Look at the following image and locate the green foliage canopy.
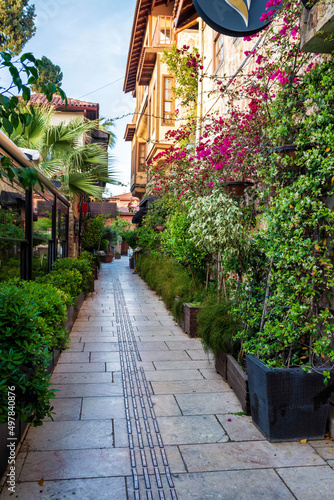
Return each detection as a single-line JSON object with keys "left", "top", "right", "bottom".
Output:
{"left": 31, "top": 55, "right": 63, "bottom": 93}
{"left": 0, "top": 0, "right": 36, "bottom": 54}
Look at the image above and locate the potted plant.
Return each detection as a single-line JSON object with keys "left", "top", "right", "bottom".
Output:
{"left": 246, "top": 354, "right": 333, "bottom": 442}
{"left": 115, "top": 251, "right": 121, "bottom": 260}
{"left": 105, "top": 253, "right": 114, "bottom": 263}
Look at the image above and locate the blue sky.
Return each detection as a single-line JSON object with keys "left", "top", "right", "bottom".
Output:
{"left": 24, "top": 0, "right": 136, "bottom": 194}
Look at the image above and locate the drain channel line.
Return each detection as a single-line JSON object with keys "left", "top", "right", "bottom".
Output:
{"left": 114, "top": 278, "right": 178, "bottom": 500}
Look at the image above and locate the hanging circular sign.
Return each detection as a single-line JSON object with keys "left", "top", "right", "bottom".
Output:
{"left": 192, "top": 0, "right": 281, "bottom": 37}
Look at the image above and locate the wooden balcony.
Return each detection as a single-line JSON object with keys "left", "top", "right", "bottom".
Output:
{"left": 152, "top": 16, "right": 174, "bottom": 47}
{"left": 137, "top": 16, "right": 175, "bottom": 86}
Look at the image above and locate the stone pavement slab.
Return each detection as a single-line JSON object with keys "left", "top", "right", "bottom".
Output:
{"left": 21, "top": 420, "right": 114, "bottom": 451}
{"left": 144, "top": 369, "right": 204, "bottom": 382}
{"left": 81, "top": 396, "right": 125, "bottom": 420}
{"left": 151, "top": 379, "right": 232, "bottom": 394}
{"left": 171, "top": 470, "right": 295, "bottom": 499}
{"left": 44, "top": 398, "right": 82, "bottom": 422}
{"left": 217, "top": 414, "right": 265, "bottom": 441}
{"left": 52, "top": 382, "right": 122, "bottom": 398}
{"left": 51, "top": 372, "right": 113, "bottom": 384}
{"left": 175, "top": 392, "right": 241, "bottom": 415}
{"left": 276, "top": 466, "right": 334, "bottom": 500}
{"left": 153, "top": 360, "right": 214, "bottom": 370}
{"left": 52, "top": 362, "right": 106, "bottom": 373}
{"left": 151, "top": 394, "right": 182, "bottom": 416}
{"left": 179, "top": 441, "right": 326, "bottom": 472}
{"left": 19, "top": 448, "right": 130, "bottom": 481}
{"left": 0, "top": 477, "right": 127, "bottom": 500}
{"left": 157, "top": 415, "right": 228, "bottom": 445}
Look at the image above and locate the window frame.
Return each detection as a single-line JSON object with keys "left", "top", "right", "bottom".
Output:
{"left": 162, "top": 75, "right": 175, "bottom": 126}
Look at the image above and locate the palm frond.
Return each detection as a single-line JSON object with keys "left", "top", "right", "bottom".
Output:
{"left": 39, "top": 158, "right": 63, "bottom": 177}
{"left": 67, "top": 172, "right": 105, "bottom": 198}
{"left": 66, "top": 143, "right": 108, "bottom": 171}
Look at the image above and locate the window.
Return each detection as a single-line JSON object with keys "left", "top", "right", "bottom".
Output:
{"left": 138, "top": 142, "right": 146, "bottom": 172}
{"left": 152, "top": 85, "right": 156, "bottom": 135}
{"left": 215, "top": 34, "right": 224, "bottom": 71}
{"left": 163, "top": 76, "right": 174, "bottom": 125}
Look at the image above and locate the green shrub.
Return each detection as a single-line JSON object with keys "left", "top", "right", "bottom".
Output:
{"left": 20, "top": 281, "right": 68, "bottom": 350}
{"left": 39, "top": 268, "right": 82, "bottom": 305}
{"left": 0, "top": 282, "right": 55, "bottom": 425}
{"left": 198, "top": 293, "right": 241, "bottom": 357}
{"left": 137, "top": 254, "right": 200, "bottom": 323}
{"left": 53, "top": 257, "right": 93, "bottom": 294}
{"left": 0, "top": 264, "right": 20, "bottom": 282}
{"left": 80, "top": 250, "right": 100, "bottom": 269}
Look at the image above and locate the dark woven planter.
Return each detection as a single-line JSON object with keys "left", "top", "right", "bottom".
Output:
{"left": 183, "top": 303, "right": 201, "bottom": 337}
{"left": 115, "top": 253, "right": 121, "bottom": 260}
{"left": 215, "top": 352, "right": 227, "bottom": 382}
{"left": 246, "top": 354, "right": 334, "bottom": 442}
{"left": 227, "top": 354, "right": 250, "bottom": 414}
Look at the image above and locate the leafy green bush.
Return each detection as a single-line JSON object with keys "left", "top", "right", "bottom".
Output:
{"left": 0, "top": 283, "right": 55, "bottom": 425}
{"left": 39, "top": 268, "right": 82, "bottom": 306}
{"left": 198, "top": 293, "right": 242, "bottom": 357}
{"left": 53, "top": 257, "right": 93, "bottom": 294}
{"left": 0, "top": 264, "right": 20, "bottom": 282}
{"left": 20, "top": 281, "right": 68, "bottom": 350}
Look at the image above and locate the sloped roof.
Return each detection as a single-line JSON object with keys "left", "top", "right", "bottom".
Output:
{"left": 124, "top": 0, "right": 167, "bottom": 93}
{"left": 28, "top": 93, "right": 99, "bottom": 110}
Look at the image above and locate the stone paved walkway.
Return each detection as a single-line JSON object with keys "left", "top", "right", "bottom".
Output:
{"left": 2, "top": 259, "right": 334, "bottom": 499}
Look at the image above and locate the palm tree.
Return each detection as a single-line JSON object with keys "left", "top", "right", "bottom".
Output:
{"left": 10, "top": 104, "right": 118, "bottom": 199}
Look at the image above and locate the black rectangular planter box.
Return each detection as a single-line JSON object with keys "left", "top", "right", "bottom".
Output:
{"left": 183, "top": 304, "right": 201, "bottom": 337}
{"left": 246, "top": 354, "right": 334, "bottom": 442}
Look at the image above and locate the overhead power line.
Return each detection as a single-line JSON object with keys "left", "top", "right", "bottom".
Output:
{"left": 79, "top": 77, "right": 124, "bottom": 99}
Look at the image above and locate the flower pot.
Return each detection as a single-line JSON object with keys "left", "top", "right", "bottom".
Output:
{"left": 183, "top": 303, "right": 201, "bottom": 337}
{"left": 115, "top": 253, "right": 121, "bottom": 260}
{"left": 129, "top": 256, "right": 135, "bottom": 269}
{"left": 224, "top": 181, "right": 253, "bottom": 196}
{"left": 246, "top": 354, "right": 334, "bottom": 442}
{"left": 227, "top": 354, "right": 250, "bottom": 414}
{"left": 105, "top": 253, "right": 114, "bottom": 263}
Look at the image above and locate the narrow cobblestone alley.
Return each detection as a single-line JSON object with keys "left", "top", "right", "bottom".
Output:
{"left": 2, "top": 259, "right": 334, "bottom": 499}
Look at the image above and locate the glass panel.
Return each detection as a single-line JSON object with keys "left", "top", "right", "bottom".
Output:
{"left": 165, "top": 101, "right": 171, "bottom": 112}
{"left": 57, "top": 198, "right": 68, "bottom": 258}
{"left": 32, "top": 189, "right": 52, "bottom": 279}
{"left": 0, "top": 178, "right": 26, "bottom": 282}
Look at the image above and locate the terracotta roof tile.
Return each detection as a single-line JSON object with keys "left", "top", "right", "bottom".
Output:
{"left": 28, "top": 93, "right": 99, "bottom": 109}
